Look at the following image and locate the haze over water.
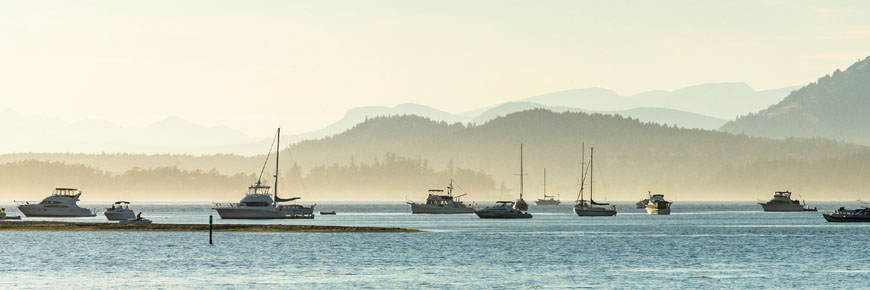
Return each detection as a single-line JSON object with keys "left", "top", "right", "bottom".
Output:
{"left": 2, "top": 202, "right": 868, "bottom": 289}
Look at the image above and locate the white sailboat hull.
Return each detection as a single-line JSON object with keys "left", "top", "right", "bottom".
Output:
{"left": 573, "top": 206, "right": 617, "bottom": 216}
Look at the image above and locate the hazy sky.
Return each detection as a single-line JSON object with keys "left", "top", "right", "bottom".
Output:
{"left": 2, "top": 0, "right": 869, "bottom": 137}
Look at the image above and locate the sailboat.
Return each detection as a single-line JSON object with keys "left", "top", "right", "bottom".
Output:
{"left": 213, "top": 128, "right": 315, "bottom": 219}
{"left": 535, "top": 168, "right": 560, "bottom": 205}
{"left": 514, "top": 144, "right": 529, "bottom": 211}
{"left": 573, "top": 145, "right": 617, "bottom": 216}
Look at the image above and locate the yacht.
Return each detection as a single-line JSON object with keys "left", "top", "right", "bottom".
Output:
{"left": 0, "top": 208, "right": 21, "bottom": 220}
{"left": 823, "top": 207, "right": 870, "bottom": 222}
{"left": 104, "top": 201, "right": 136, "bottom": 221}
{"left": 16, "top": 188, "right": 96, "bottom": 217}
{"left": 474, "top": 201, "right": 532, "bottom": 219}
{"left": 635, "top": 198, "right": 649, "bottom": 209}
{"left": 645, "top": 192, "right": 672, "bottom": 215}
{"left": 758, "top": 191, "right": 817, "bottom": 212}
{"left": 573, "top": 145, "right": 617, "bottom": 217}
{"left": 214, "top": 128, "right": 315, "bottom": 219}
{"left": 407, "top": 179, "right": 474, "bottom": 214}
{"left": 513, "top": 144, "right": 529, "bottom": 211}
{"left": 535, "top": 168, "right": 560, "bottom": 205}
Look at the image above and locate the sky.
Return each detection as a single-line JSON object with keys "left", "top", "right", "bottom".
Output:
{"left": 1, "top": 0, "right": 869, "bottom": 137}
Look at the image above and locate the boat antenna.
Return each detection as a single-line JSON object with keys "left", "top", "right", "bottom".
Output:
{"left": 257, "top": 129, "right": 279, "bottom": 185}
{"left": 274, "top": 127, "right": 280, "bottom": 202}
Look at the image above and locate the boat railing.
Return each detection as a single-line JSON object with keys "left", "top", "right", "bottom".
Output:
{"left": 213, "top": 202, "right": 241, "bottom": 208}
{"left": 13, "top": 200, "right": 39, "bottom": 205}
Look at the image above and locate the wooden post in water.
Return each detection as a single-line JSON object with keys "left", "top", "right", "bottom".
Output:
{"left": 209, "top": 215, "right": 213, "bottom": 245}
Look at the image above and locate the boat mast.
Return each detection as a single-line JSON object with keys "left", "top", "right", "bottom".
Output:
{"left": 274, "top": 127, "right": 280, "bottom": 202}
{"left": 589, "top": 147, "right": 594, "bottom": 202}
{"left": 543, "top": 168, "right": 546, "bottom": 198}
{"left": 519, "top": 144, "right": 525, "bottom": 200}
{"left": 577, "top": 142, "right": 586, "bottom": 202}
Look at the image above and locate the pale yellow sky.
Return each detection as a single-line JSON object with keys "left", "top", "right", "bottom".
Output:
{"left": 1, "top": 0, "right": 868, "bottom": 137}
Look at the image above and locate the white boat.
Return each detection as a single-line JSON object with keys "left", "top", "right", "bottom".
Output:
{"left": 0, "top": 208, "right": 21, "bottom": 220}
{"left": 758, "top": 191, "right": 817, "bottom": 212}
{"left": 535, "top": 168, "right": 561, "bottom": 205}
{"left": 119, "top": 213, "right": 152, "bottom": 225}
{"left": 16, "top": 188, "right": 96, "bottom": 217}
{"left": 645, "top": 192, "right": 672, "bottom": 215}
{"left": 514, "top": 144, "right": 529, "bottom": 211}
{"left": 407, "top": 179, "right": 474, "bottom": 214}
{"left": 104, "top": 201, "right": 136, "bottom": 221}
{"left": 214, "top": 128, "right": 315, "bottom": 219}
{"left": 474, "top": 201, "right": 532, "bottom": 219}
{"left": 573, "top": 145, "right": 617, "bottom": 217}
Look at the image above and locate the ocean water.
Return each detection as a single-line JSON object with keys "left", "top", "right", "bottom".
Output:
{"left": 1, "top": 201, "right": 868, "bottom": 289}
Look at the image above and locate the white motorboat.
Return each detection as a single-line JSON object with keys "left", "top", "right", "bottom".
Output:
{"left": 16, "top": 188, "right": 96, "bottom": 217}
{"left": 535, "top": 168, "right": 561, "bottom": 205}
{"left": 474, "top": 201, "right": 532, "bottom": 219}
{"left": 758, "top": 191, "right": 817, "bottom": 212}
{"left": 573, "top": 145, "right": 617, "bottom": 217}
{"left": 407, "top": 179, "right": 474, "bottom": 214}
{"left": 645, "top": 192, "right": 672, "bottom": 215}
{"left": 104, "top": 201, "right": 136, "bottom": 221}
{"left": 214, "top": 128, "right": 315, "bottom": 219}
{"left": 0, "top": 208, "right": 21, "bottom": 220}
{"left": 119, "top": 212, "right": 152, "bottom": 225}
{"left": 514, "top": 144, "right": 529, "bottom": 211}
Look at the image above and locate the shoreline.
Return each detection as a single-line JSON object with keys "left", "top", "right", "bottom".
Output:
{"left": 0, "top": 221, "right": 421, "bottom": 233}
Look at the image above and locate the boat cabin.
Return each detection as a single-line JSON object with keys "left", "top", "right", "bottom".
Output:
{"left": 51, "top": 188, "right": 81, "bottom": 197}
{"left": 773, "top": 191, "right": 792, "bottom": 199}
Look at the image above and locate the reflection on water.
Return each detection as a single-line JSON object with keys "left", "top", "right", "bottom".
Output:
{"left": 1, "top": 202, "right": 868, "bottom": 288}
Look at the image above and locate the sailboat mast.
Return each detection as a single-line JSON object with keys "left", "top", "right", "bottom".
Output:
{"left": 543, "top": 168, "right": 546, "bottom": 197}
{"left": 578, "top": 142, "right": 586, "bottom": 202}
{"left": 589, "top": 147, "right": 594, "bottom": 202}
{"left": 519, "top": 144, "right": 524, "bottom": 200}
{"left": 274, "top": 128, "right": 280, "bottom": 202}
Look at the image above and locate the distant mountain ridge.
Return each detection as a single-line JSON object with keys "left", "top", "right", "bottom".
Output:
{"left": 721, "top": 56, "right": 870, "bottom": 144}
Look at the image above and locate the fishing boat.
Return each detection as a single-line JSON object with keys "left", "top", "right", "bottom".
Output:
{"left": 514, "top": 144, "right": 529, "bottom": 211}
{"left": 104, "top": 201, "right": 136, "bottom": 221}
{"left": 758, "top": 191, "right": 816, "bottom": 212}
{"left": 573, "top": 145, "right": 617, "bottom": 217}
{"left": 823, "top": 207, "right": 870, "bottom": 222}
{"left": 16, "top": 188, "right": 96, "bottom": 217}
{"left": 474, "top": 201, "right": 532, "bottom": 219}
{"left": 535, "top": 168, "right": 560, "bottom": 205}
{"left": 0, "top": 208, "right": 21, "bottom": 220}
{"left": 214, "top": 128, "right": 315, "bottom": 219}
{"left": 635, "top": 198, "right": 649, "bottom": 209}
{"left": 407, "top": 179, "right": 474, "bottom": 214}
{"left": 645, "top": 192, "right": 672, "bottom": 215}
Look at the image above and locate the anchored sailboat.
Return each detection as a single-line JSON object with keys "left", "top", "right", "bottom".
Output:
{"left": 573, "top": 144, "right": 617, "bottom": 216}
{"left": 213, "top": 128, "right": 315, "bottom": 219}
{"left": 535, "top": 168, "right": 560, "bottom": 205}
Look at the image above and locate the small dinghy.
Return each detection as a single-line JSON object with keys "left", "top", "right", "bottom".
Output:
{"left": 0, "top": 208, "right": 21, "bottom": 220}
{"left": 119, "top": 212, "right": 152, "bottom": 225}
{"left": 320, "top": 211, "right": 336, "bottom": 215}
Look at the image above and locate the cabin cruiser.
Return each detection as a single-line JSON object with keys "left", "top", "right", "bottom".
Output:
{"left": 514, "top": 144, "right": 529, "bottom": 211}
{"left": 535, "top": 168, "right": 561, "bottom": 205}
{"left": 407, "top": 180, "right": 474, "bottom": 214}
{"left": 823, "top": 207, "right": 870, "bottom": 222}
{"left": 574, "top": 146, "right": 617, "bottom": 217}
{"left": 214, "top": 128, "right": 315, "bottom": 219}
{"left": 119, "top": 212, "right": 152, "bottom": 225}
{"left": 474, "top": 201, "right": 532, "bottom": 219}
{"left": 645, "top": 192, "right": 672, "bottom": 215}
{"left": 758, "top": 191, "right": 817, "bottom": 212}
{"left": 0, "top": 208, "right": 21, "bottom": 220}
{"left": 16, "top": 188, "right": 96, "bottom": 217}
{"left": 104, "top": 201, "right": 136, "bottom": 221}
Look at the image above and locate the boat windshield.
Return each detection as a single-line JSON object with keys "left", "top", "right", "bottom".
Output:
{"left": 774, "top": 191, "right": 792, "bottom": 198}
{"left": 52, "top": 188, "right": 80, "bottom": 196}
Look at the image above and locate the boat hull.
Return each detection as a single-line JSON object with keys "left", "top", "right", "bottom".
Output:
{"left": 646, "top": 207, "right": 671, "bottom": 215}
{"left": 409, "top": 204, "right": 474, "bottom": 214}
{"left": 474, "top": 211, "right": 532, "bottom": 219}
{"left": 574, "top": 207, "right": 617, "bottom": 216}
{"left": 823, "top": 214, "right": 870, "bottom": 222}
{"left": 18, "top": 206, "right": 95, "bottom": 217}
{"left": 215, "top": 207, "right": 314, "bottom": 219}
{"left": 535, "top": 199, "right": 561, "bottom": 205}
{"left": 104, "top": 210, "right": 135, "bottom": 221}
{"left": 759, "top": 203, "right": 815, "bottom": 212}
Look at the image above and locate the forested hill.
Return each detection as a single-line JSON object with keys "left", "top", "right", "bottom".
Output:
{"left": 721, "top": 56, "right": 870, "bottom": 144}
{"left": 287, "top": 109, "right": 865, "bottom": 200}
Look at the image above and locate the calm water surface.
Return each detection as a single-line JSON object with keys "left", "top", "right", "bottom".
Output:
{"left": 1, "top": 201, "right": 868, "bottom": 289}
